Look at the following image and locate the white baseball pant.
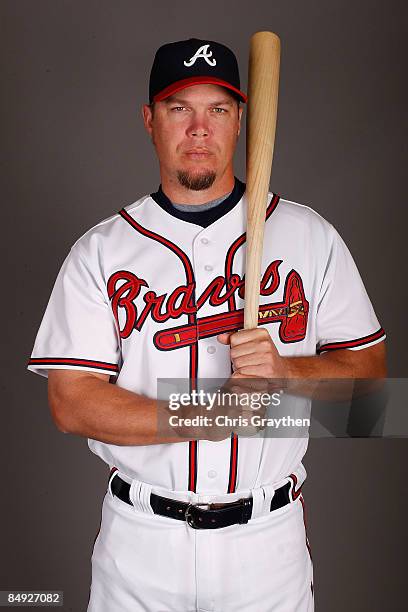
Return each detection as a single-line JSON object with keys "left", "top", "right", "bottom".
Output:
{"left": 87, "top": 476, "right": 314, "bottom": 611}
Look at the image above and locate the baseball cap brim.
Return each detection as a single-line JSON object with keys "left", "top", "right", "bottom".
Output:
{"left": 153, "top": 76, "right": 247, "bottom": 103}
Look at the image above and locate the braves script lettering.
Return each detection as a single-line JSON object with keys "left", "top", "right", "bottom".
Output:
{"left": 107, "top": 260, "right": 308, "bottom": 344}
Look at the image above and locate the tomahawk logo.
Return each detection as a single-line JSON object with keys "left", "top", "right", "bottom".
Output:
{"left": 184, "top": 44, "right": 217, "bottom": 67}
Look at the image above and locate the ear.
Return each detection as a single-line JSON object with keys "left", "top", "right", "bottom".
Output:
{"left": 142, "top": 104, "right": 154, "bottom": 136}
{"left": 237, "top": 105, "right": 243, "bottom": 137}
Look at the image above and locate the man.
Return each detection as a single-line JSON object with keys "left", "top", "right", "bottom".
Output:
{"left": 28, "top": 38, "right": 386, "bottom": 611}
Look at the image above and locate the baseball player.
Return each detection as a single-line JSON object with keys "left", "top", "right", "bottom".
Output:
{"left": 27, "top": 38, "right": 386, "bottom": 611}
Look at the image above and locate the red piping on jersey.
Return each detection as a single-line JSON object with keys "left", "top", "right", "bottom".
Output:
{"left": 224, "top": 194, "right": 280, "bottom": 312}
{"left": 119, "top": 209, "right": 195, "bottom": 284}
{"left": 288, "top": 473, "right": 303, "bottom": 501}
{"left": 317, "top": 327, "right": 385, "bottom": 354}
{"left": 224, "top": 193, "right": 280, "bottom": 493}
{"left": 225, "top": 234, "right": 246, "bottom": 313}
{"left": 227, "top": 433, "right": 239, "bottom": 493}
{"left": 119, "top": 208, "right": 199, "bottom": 492}
{"left": 28, "top": 357, "right": 119, "bottom": 373}
{"left": 189, "top": 441, "right": 198, "bottom": 492}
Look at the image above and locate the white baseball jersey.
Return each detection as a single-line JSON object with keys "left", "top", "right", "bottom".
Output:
{"left": 27, "top": 178, "right": 385, "bottom": 496}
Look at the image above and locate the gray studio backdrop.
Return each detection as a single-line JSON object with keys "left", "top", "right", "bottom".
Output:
{"left": 1, "top": 1, "right": 407, "bottom": 610}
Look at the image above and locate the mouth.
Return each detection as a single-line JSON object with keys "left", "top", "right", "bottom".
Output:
{"left": 183, "top": 148, "right": 213, "bottom": 160}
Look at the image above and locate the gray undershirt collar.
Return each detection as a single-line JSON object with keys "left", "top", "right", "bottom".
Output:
{"left": 170, "top": 191, "right": 232, "bottom": 212}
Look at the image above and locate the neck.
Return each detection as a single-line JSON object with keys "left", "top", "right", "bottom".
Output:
{"left": 159, "top": 167, "right": 236, "bottom": 205}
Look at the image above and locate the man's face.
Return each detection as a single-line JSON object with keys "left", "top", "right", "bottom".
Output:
{"left": 142, "top": 84, "right": 243, "bottom": 190}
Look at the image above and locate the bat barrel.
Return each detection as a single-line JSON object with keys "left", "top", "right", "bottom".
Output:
{"left": 244, "top": 31, "right": 281, "bottom": 329}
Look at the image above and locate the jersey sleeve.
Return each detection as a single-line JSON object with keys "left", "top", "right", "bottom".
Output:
{"left": 27, "top": 243, "right": 121, "bottom": 377}
{"left": 316, "top": 224, "right": 386, "bottom": 353}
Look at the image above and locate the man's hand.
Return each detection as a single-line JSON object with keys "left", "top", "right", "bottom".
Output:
{"left": 169, "top": 375, "right": 268, "bottom": 442}
{"left": 217, "top": 328, "right": 288, "bottom": 379}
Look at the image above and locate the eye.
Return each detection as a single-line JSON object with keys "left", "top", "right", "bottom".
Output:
{"left": 171, "top": 106, "right": 187, "bottom": 112}
{"left": 212, "top": 107, "right": 228, "bottom": 113}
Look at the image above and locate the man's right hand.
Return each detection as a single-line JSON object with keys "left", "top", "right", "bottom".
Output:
{"left": 165, "top": 374, "right": 270, "bottom": 442}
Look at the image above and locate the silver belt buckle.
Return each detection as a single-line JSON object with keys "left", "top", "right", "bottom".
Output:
{"left": 185, "top": 502, "right": 212, "bottom": 529}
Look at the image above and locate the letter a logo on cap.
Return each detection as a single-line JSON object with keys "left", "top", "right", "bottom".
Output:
{"left": 183, "top": 44, "right": 217, "bottom": 67}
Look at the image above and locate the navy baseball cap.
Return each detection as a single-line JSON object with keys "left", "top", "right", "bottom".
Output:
{"left": 149, "top": 38, "right": 247, "bottom": 104}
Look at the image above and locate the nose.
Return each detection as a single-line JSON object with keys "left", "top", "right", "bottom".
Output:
{"left": 186, "top": 111, "right": 210, "bottom": 138}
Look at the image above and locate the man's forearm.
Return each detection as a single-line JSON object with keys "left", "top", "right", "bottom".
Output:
{"left": 284, "top": 351, "right": 356, "bottom": 378}
{"left": 284, "top": 343, "right": 386, "bottom": 379}
{"left": 279, "top": 344, "right": 387, "bottom": 401}
{"left": 49, "top": 372, "right": 189, "bottom": 446}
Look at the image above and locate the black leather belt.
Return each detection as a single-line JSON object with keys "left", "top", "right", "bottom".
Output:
{"left": 110, "top": 473, "right": 294, "bottom": 530}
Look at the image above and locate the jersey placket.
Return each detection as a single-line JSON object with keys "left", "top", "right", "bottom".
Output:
{"left": 191, "top": 220, "right": 240, "bottom": 495}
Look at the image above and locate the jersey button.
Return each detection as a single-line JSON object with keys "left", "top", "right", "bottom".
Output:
{"left": 204, "top": 264, "right": 213, "bottom": 271}
{"left": 207, "top": 470, "right": 217, "bottom": 479}
{"left": 200, "top": 237, "right": 209, "bottom": 245}
{"left": 207, "top": 345, "right": 216, "bottom": 354}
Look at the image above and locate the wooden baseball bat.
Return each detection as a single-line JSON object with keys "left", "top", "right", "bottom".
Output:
{"left": 244, "top": 31, "right": 281, "bottom": 329}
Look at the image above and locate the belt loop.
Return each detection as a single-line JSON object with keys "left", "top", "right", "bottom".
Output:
{"left": 250, "top": 484, "right": 275, "bottom": 520}
{"left": 250, "top": 487, "right": 266, "bottom": 520}
{"left": 140, "top": 482, "right": 154, "bottom": 515}
{"left": 262, "top": 484, "right": 275, "bottom": 512}
{"left": 107, "top": 467, "right": 118, "bottom": 499}
{"left": 129, "top": 479, "right": 154, "bottom": 514}
{"left": 129, "top": 480, "right": 142, "bottom": 511}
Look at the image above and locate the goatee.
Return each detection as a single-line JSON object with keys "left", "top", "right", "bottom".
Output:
{"left": 177, "top": 170, "right": 216, "bottom": 191}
